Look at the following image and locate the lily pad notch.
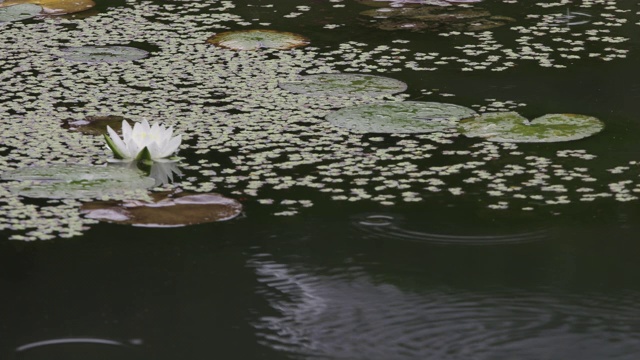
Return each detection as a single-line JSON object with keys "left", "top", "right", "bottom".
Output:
{"left": 458, "top": 112, "right": 605, "bottom": 142}
{"left": 0, "top": 3, "right": 42, "bottom": 23}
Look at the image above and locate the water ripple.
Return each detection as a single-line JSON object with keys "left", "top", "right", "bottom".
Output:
{"left": 14, "top": 337, "right": 142, "bottom": 360}
{"left": 251, "top": 259, "right": 640, "bottom": 360}
{"left": 353, "top": 213, "right": 550, "bottom": 245}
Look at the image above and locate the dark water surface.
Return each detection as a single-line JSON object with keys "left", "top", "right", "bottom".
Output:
{"left": 3, "top": 0, "right": 640, "bottom": 359}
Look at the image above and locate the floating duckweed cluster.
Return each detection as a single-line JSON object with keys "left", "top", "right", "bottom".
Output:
{"left": 0, "top": 0, "right": 637, "bottom": 240}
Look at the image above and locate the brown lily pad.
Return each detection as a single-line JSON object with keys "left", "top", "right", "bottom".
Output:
{"left": 81, "top": 192, "right": 243, "bottom": 227}
{"left": 207, "top": 29, "right": 310, "bottom": 51}
{"left": 0, "top": 0, "right": 95, "bottom": 15}
{"left": 62, "top": 115, "right": 125, "bottom": 135}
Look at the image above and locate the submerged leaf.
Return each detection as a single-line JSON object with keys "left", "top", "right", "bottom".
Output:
{"left": 58, "top": 46, "right": 149, "bottom": 63}
{"left": 0, "top": 3, "right": 42, "bottom": 23}
{"left": 61, "top": 115, "right": 125, "bottom": 136}
{"left": 1, "top": 164, "right": 155, "bottom": 199}
{"left": 326, "top": 101, "right": 477, "bottom": 133}
{"left": 360, "top": 5, "right": 514, "bottom": 32}
{"left": 207, "top": 29, "right": 309, "bottom": 50}
{"left": 81, "top": 192, "right": 243, "bottom": 227}
{"left": 279, "top": 73, "right": 407, "bottom": 96}
{"left": 0, "top": 0, "right": 94, "bottom": 15}
{"left": 458, "top": 112, "right": 605, "bottom": 143}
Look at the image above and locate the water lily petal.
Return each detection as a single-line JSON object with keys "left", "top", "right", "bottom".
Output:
{"left": 159, "top": 135, "right": 182, "bottom": 158}
{"left": 121, "top": 120, "right": 133, "bottom": 142}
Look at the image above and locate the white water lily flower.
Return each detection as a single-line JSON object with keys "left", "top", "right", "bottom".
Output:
{"left": 104, "top": 120, "right": 182, "bottom": 162}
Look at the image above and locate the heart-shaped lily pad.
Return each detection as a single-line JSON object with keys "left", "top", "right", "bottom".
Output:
{"left": 458, "top": 112, "right": 605, "bottom": 143}
{"left": 0, "top": 3, "right": 42, "bottom": 23}
{"left": 81, "top": 192, "right": 243, "bottom": 227}
{"left": 1, "top": 164, "right": 155, "bottom": 199}
{"left": 0, "top": 0, "right": 94, "bottom": 15}
{"left": 325, "top": 101, "right": 477, "bottom": 133}
{"left": 279, "top": 73, "right": 407, "bottom": 97}
{"left": 58, "top": 46, "right": 149, "bottom": 63}
{"left": 207, "top": 29, "right": 310, "bottom": 50}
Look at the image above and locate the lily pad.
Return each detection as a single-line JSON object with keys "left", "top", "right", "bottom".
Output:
{"left": 360, "top": 6, "right": 514, "bottom": 32}
{"left": 206, "top": 29, "right": 310, "bottom": 51}
{"left": 0, "top": 3, "right": 42, "bottom": 23}
{"left": 0, "top": 0, "right": 94, "bottom": 15}
{"left": 458, "top": 112, "right": 605, "bottom": 143}
{"left": 58, "top": 46, "right": 149, "bottom": 63}
{"left": 61, "top": 115, "right": 125, "bottom": 135}
{"left": 1, "top": 164, "right": 155, "bottom": 199}
{"left": 279, "top": 73, "right": 407, "bottom": 97}
{"left": 81, "top": 192, "right": 243, "bottom": 227}
{"left": 325, "top": 101, "right": 477, "bottom": 133}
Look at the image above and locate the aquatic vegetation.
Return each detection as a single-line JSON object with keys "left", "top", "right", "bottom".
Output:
{"left": 62, "top": 115, "right": 125, "bottom": 136}
{"left": 0, "top": 0, "right": 94, "bottom": 15}
{"left": 207, "top": 29, "right": 310, "bottom": 50}
{"left": 279, "top": 73, "right": 407, "bottom": 96}
{"left": 0, "top": 0, "right": 637, "bottom": 241}
{"left": 360, "top": 6, "right": 515, "bottom": 32}
{"left": 0, "top": 164, "right": 154, "bottom": 199}
{"left": 0, "top": 3, "right": 42, "bottom": 23}
{"left": 458, "top": 112, "right": 605, "bottom": 143}
{"left": 58, "top": 46, "right": 149, "bottom": 63}
{"left": 81, "top": 192, "right": 242, "bottom": 227}
{"left": 326, "top": 101, "right": 477, "bottom": 133}
{"left": 104, "top": 120, "right": 182, "bottom": 162}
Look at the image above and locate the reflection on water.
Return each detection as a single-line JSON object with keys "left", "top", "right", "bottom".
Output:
{"left": 353, "top": 213, "right": 550, "bottom": 245}
{"left": 251, "top": 257, "right": 640, "bottom": 360}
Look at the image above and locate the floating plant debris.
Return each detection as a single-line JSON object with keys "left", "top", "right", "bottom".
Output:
{"left": 279, "top": 73, "right": 407, "bottom": 96}
{"left": 206, "top": 30, "right": 310, "bottom": 50}
{"left": 360, "top": 6, "right": 515, "bottom": 32}
{"left": 1, "top": 164, "right": 155, "bottom": 199}
{"left": 0, "top": 0, "right": 94, "bottom": 15}
{"left": 58, "top": 46, "right": 149, "bottom": 63}
{"left": 458, "top": 112, "right": 605, "bottom": 143}
{"left": 61, "top": 115, "right": 125, "bottom": 136}
{"left": 0, "top": 3, "right": 42, "bottom": 23}
{"left": 81, "top": 192, "right": 242, "bottom": 227}
{"left": 326, "top": 101, "right": 477, "bottom": 133}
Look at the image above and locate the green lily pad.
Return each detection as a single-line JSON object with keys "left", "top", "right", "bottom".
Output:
{"left": 325, "top": 101, "right": 477, "bottom": 133}
{"left": 279, "top": 73, "right": 407, "bottom": 97}
{"left": 1, "top": 164, "right": 155, "bottom": 199}
{"left": 81, "top": 191, "right": 243, "bottom": 227}
{"left": 458, "top": 112, "right": 605, "bottom": 143}
{"left": 206, "top": 29, "right": 310, "bottom": 50}
{"left": 58, "top": 46, "right": 149, "bottom": 63}
{"left": 0, "top": 3, "right": 42, "bottom": 23}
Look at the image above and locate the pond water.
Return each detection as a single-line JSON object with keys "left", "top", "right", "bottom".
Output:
{"left": 2, "top": 0, "right": 640, "bottom": 359}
